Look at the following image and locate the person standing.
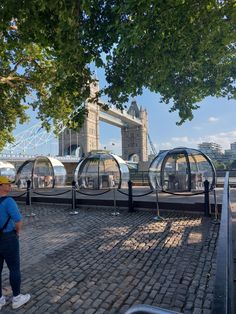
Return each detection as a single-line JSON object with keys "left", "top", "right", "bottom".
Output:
{"left": 0, "top": 176, "right": 30, "bottom": 310}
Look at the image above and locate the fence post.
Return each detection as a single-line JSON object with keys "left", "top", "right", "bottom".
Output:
{"left": 71, "top": 180, "right": 76, "bottom": 211}
{"left": 213, "top": 189, "right": 219, "bottom": 221}
{"left": 128, "top": 180, "right": 134, "bottom": 212}
{"left": 26, "top": 180, "right": 31, "bottom": 206}
{"left": 111, "top": 186, "right": 120, "bottom": 216}
{"left": 204, "top": 180, "right": 210, "bottom": 217}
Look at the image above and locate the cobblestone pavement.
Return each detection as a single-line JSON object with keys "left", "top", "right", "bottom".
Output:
{"left": 1, "top": 204, "right": 219, "bottom": 314}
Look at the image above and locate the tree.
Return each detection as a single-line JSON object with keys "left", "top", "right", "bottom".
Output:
{"left": 213, "top": 160, "right": 226, "bottom": 170}
{"left": 0, "top": 1, "right": 93, "bottom": 150}
{"left": 0, "top": 0, "right": 235, "bottom": 150}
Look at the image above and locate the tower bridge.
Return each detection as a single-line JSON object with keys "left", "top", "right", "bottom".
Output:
{"left": 59, "top": 83, "right": 148, "bottom": 162}
{"left": 99, "top": 102, "right": 143, "bottom": 127}
{"left": 1, "top": 82, "right": 150, "bottom": 167}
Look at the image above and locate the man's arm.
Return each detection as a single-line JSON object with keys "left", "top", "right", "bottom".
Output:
{"left": 15, "top": 221, "right": 23, "bottom": 235}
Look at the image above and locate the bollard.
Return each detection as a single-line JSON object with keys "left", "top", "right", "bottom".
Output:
{"left": 69, "top": 181, "right": 78, "bottom": 215}
{"left": 26, "top": 180, "right": 31, "bottom": 206}
{"left": 25, "top": 179, "right": 36, "bottom": 217}
{"left": 71, "top": 180, "right": 76, "bottom": 211}
{"left": 204, "top": 180, "right": 210, "bottom": 217}
{"left": 128, "top": 180, "right": 134, "bottom": 212}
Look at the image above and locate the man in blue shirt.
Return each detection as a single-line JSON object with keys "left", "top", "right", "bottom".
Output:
{"left": 0, "top": 176, "right": 30, "bottom": 310}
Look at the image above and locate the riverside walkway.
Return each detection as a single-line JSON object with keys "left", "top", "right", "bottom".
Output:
{"left": 1, "top": 202, "right": 219, "bottom": 314}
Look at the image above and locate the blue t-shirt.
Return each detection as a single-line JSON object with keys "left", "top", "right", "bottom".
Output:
{"left": 0, "top": 197, "right": 22, "bottom": 232}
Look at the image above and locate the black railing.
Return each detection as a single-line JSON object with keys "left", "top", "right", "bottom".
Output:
{"left": 129, "top": 171, "right": 149, "bottom": 185}
{"left": 212, "top": 172, "right": 234, "bottom": 313}
{"left": 129, "top": 169, "right": 236, "bottom": 186}
{"left": 12, "top": 179, "right": 221, "bottom": 215}
{"left": 215, "top": 169, "right": 236, "bottom": 177}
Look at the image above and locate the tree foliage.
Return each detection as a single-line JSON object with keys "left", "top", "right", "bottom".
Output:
{"left": 0, "top": 0, "right": 235, "bottom": 150}
{"left": 213, "top": 160, "right": 226, "bottom": 170}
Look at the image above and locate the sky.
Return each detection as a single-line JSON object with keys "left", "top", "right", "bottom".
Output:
{"left": 99, "top": 93, "right": 236, "bottom": 156}
{"left": 95, "top": 67, "right": 236, "bottom": 156}
{"left": 10, "top": 68, "right": 236, "bottom": 157}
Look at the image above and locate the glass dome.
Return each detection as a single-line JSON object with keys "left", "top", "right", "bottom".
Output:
{"left": 74, "top": 152, "right": 130, "bottom": 189}
{"left": 0, "top": 161, "right": 16, "bottom": 181}
{"left": 15, "top": 156, "right": 67, "bottom": 189}
{"left": 149, "top": 147, "right": 216, "bottom": 193}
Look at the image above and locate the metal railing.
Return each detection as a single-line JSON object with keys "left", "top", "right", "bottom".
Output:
{"left": 129, "top": 170, "right": 236, "bottom": 186}
{"left": 129, "top": 171, "right": 149, "bottom": 185}
{"left": 12, "top": 178, "right": 216, "bottom": 215}
{"left": 212, "top": 172, "right": 234, "bottom": 313}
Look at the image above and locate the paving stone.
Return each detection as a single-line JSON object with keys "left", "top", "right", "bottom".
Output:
{"left": 203, "top": 299, "right": 212, "bottom": 309}
{"left": 195, "top": 298, "right": 203, "bottom": 308}
{"left": 84, "top": 309, "right": 96, "bottom": 314}
{"left": 174, "top": 299, "right": 185, "bottom": 308}
{"left": 185, "top": 300, "right": 194, "bottom": 310}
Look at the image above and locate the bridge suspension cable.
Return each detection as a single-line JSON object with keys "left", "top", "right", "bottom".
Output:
{"left": 148, "top": 133, "right": 157, "bottom": 156}
{"left": 3, "top": 121, "right": 65, "bottom": 154}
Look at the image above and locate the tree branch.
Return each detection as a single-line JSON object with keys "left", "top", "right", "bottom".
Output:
{"left": 9, "top": 56, "right": 42, "bottom": 75}
{"left": 9, "top": 57, "right": 30, "bottom": 74}
{"left": 0, "top": 75, "right": 31, "bottom": 87}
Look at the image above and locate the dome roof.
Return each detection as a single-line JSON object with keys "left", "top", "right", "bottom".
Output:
{"left": 149, "top": 147, "right": 216, "bottom": 193}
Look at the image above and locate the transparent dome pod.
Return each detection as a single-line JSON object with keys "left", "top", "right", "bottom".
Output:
{"left": 0, "top": 161, "right": 16, "bottom": 181}
{"left": 74, "top": 152, "right": 130, "bottom": 189}
{"left": 15, "top": 156, "right": 67, "bottom": 189}
{"left": 149, "top": 147, "right": 216, "bottom": 193}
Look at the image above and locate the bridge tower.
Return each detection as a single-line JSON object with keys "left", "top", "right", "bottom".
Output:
{"left": 58, "top": 82, "right": 100, "bottom": 157}
{"left": 121, "top": 101, "right": 148, "bottom": 162}
{"left": 59, "top": 86, "right": 148, "bottom": 162}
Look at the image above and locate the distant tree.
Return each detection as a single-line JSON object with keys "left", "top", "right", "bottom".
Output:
{"left": 0, "top": 0, "right": 235, "bottom": 150}
{"left": 213, "top": 161, "right": 226, "bottom": 170}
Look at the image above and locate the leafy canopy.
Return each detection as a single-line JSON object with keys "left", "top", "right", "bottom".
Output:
{"left": 0, "top": 0, "right": 235, "bottom": 150}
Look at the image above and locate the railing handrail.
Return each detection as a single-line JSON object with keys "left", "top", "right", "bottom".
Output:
{"left": 212, "top": 171, "right": 233, "bottom": 313}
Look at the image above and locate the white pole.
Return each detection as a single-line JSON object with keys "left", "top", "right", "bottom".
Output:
{"left": 153, "top": 178, "right": 164, "bottom": 221}
{"left": 111, "top": 186, "right": 119, "bottom": 216}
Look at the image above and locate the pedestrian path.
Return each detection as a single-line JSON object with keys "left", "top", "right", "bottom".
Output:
{"left": 1, "top": 204, "right": 219, "bottom": 314}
